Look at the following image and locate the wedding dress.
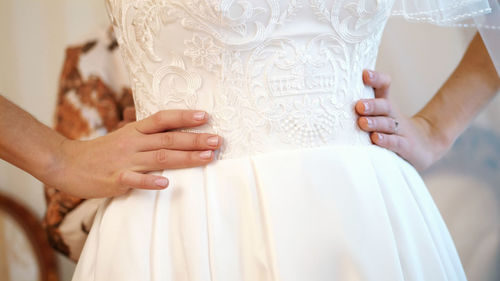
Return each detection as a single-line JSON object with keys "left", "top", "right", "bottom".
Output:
{"left": 72, "top": 0, "right": 497, "bottom": 280}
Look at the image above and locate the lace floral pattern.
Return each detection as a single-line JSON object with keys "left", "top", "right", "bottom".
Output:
{"left": 184, "top": 35, "right": 223, "bottom": 71}
{"left": 105, "top": 0, "right": 393, "bottom": 159}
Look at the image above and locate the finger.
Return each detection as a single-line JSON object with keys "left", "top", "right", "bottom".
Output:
{"left": 117, "top": 171, "right": 169, "bottom": 190}
{"left": 116, "top": 121, "right": 128, "bottom": 129}
{"left": 135, "top": 110, "right": 208, "bottom": 134}
{"left": 370, "top": 132, "right": 409, "bottom": 156}
{"left": 123, "top": 106, "right": 136, "bottom": 122}
{"left": 362, "top": 69, "right": 391, "bottom": 99}
{"left": 132, "top": 149, "right": 214, "bottom": 171}
{"left": 358, "top": 117, "right": 398, "bottom": 134}
{"left": 141, "top": 132, "right": 222, "bottom": 151}
{"left": 355, "top": 98, "right": 393, "bottom": 116}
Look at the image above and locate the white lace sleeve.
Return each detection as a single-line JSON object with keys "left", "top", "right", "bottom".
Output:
{"left": 392, "top": 0, "right": 500, "bottom": 76}
{"left": 391, "top": 0, "right": 492, "bottom": 25}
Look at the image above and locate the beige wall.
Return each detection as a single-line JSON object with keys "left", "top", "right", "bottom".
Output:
{"left": 0, "top": 1, "right": 498, "bottom": 280}
{"left": 0, "top": 1, "right": 109, "bottom": 280}
{"left": 377, "top": 18, "right": 500, "bottom": 130}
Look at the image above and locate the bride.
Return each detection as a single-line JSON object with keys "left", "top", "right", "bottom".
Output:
{"left": 72, "top": 0, "right": 500, "bottom": 280}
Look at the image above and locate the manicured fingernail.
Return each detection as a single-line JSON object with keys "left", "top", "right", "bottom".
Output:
{"left": 193, "top": 111, "right": 206, "bottom": 121}
{"left": 155, "top": 178, "right": 169, "bottom": 188}
{"left": 200, "top": 150, "right": 212, "bottom": 159}
{"left": 368, "top": 70, "right": 375, "bottom": 80}
{"left": 363, "top": 102, "right": 370, "bottom": 113}
{"left": 365, "top": 118, "right": 373, "bottom": 128}
{"left": 207, "top": 136, "right": 219, "bottom": 146}
{"left": 376, "top": 133, "right": 383, "bottom": 141}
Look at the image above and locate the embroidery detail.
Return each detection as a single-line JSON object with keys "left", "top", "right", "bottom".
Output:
{"left": 152, "top": 53, "right": 202, "bottom": 108}
{"left": 105, "top": 0, "right": 392, "bottom": 158}
{"left": 184, "top": 35, "right": 223, "bottom": 71}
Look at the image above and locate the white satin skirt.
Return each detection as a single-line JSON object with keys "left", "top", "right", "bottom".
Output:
{"left": 72, "top": 145, "right": 466, "bottom": 281}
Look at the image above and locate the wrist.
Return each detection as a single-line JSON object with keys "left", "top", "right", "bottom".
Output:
{"left": 411, "top": 113, "right": 455, "bottom": 162}
{"left": 40, "top": 137, "right": 74, "bottom": 189}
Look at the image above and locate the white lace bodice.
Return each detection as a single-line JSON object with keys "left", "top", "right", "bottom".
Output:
{"left": 106, "top": 0, "right": 394, "bottom": 159}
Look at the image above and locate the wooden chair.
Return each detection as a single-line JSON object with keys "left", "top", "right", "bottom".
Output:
{"left": 0, "top": 191, "right": 58, "bottom": 281}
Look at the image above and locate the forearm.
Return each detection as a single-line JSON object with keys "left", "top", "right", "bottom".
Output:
{"left": 0, "top": 95, "right": 65, "bottom": 184}
{"left": 416, "top": 32, "right": 500, "bottom": 148}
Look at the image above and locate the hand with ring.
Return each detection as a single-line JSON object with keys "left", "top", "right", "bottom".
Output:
{"left": 355, "top": 69, "right": 450, "bottom": 171}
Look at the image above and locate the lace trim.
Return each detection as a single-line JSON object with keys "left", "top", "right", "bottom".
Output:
{"left": 391, "top": 0, "right": 497, "bottom": 28}
{"left": 392, "top": 0, "right": 483, "bottom": 16}
{"left": 106, "top": 0, "right": 391, "bottom": 159}
{"left": 392, "top": 8, "right": 492, "bottom": 24}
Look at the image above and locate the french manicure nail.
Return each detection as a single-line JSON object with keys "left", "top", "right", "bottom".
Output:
{"left": 363, "top": 102, "right": 370, "bottom": 113}
{"left": 155, "top": 178, "right": 169, "bottom": 188}
{"left": 207, "top": 136, "right": 219, "bottom": 146}
{"left": 200, "top": 150, "right": 212, "bottom": 159}
{"left": 365, "top": 118, "right": 373, "bottom": 128}
{"left": 193, "top": 111, "right": 206, "bottom": 121}
{"left": 368, "top": 70, "right": 375, "bottom": 80}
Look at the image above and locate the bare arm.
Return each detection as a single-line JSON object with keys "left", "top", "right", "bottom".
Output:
{"left": 356, "top": 33, "right": 500, "bottom": 170}
{"left": 0, "top": 95, "right": 65, "bottom": 183}
{"left": 415, "top": 32, "right": 500, "bottom": 149}
{"left": 0, "top": 95, "right": 222, "bottom": 198}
